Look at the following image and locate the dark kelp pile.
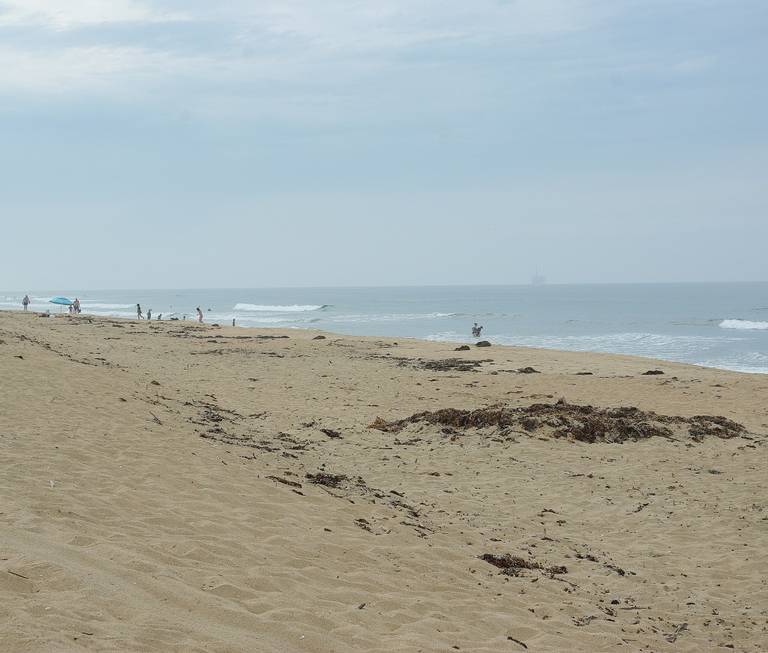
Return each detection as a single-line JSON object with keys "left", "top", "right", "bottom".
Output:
{"left": 369, "top": 402, "right": 748, "bottom": 443}
{"left": 480, "top": 553, "right": 568, "bottom": 577}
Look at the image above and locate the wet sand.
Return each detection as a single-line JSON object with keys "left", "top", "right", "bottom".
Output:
{"left": 1, "top": 310, "right": 767, "bottom": 652}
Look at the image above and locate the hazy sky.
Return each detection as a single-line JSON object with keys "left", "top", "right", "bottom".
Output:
{"left": 1, "top": 0, "right": 766, "bottom": 289}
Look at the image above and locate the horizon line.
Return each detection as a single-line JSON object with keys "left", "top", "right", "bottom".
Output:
{"left": 3, "top": 280, "right": 767, "bottom": 293}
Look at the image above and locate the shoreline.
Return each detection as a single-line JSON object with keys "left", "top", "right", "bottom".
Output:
{"left": 4, "top": 306, "right": 767, "bottom": 377}
{"left": 1, "top": 310, "right": 767, "bottom": 651}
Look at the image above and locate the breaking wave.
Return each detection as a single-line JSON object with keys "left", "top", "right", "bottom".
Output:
{"left": 719, "top": 319, "right": 768, "bottom": 331}
{"left": 326, "top": 312, "right": 457, "bottom": 323}
{"left": 234, "top": 304, "right": 328, "bottom": 312}
{"left": 81, "top": 302, "right": 135, "bottom": 310}
{"left": 425, "top": 331, "right": 739, "bottom": 361}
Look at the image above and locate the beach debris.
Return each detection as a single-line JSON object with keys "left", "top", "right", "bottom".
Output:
{"left": 313, "top": 335, "right": 326, "bottom": 340}
{"left": 455, "top": 345, "right": 471, "bottom": 351}
{"left": 517, "top": 367, "right": 540, "bottom": 374}
{"left": 573, "top": 615, "right": 597, "bottom": 627}
{"left": 422, "top": 358, "right": 488, "bottom": 372}
{"left": 575, "top": 371, "right": 594, "bottom": 375}
{"left": 369, "top": 402, "right": 748, "bottom": 443}
{"left": 688, "top": 415, "right": 746, "bottom": 440}
{"left": 665, "top": 622, "right": 689, "bottom": 643}
{"left": 642, "top": 369, "right": 665, "bottom": 375}
{"left": 575, "top": 552, "right": 635, "bottom": 576}
{"left": 354, "top": 518, "right": 373, "bottom": 532}
{"left": 7, "top": 570, "right": 30, "bottom": 580}
{"left": 266, "top": 475, "right": 302, "bottom": 489}
{"left": 319, "top": 428, "right": 342, "bottom": 439}
{"left": 480, "top": 553, "right": 567, "bottom": 577}
{"left": 476, "top": 341, "right": 492, "bottom": 348}
{"left": 306, "top": 472, "right": 348, "bottom": 488}
{"left": 507, "top": 636, "right": 528, "bottom": 649}
{"left": 369, "top": 354, "right": 490, "bottom": 372}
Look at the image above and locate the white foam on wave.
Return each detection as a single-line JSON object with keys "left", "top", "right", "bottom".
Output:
{"left": 81, "top": 302, "right": 135, "bottom": 310}
{"left": 327, "top": 312, "right": 457, "bottom": 323}
{"left": 210, "top": 314, "right": 298, "bottom": 325}
{"left": 426, "top": 331, "right": 729, "bottom": 355}
{"left": 695, "top": 351, "right": 768, "bottom": 375}
{"left": 719, "top": 319, "right": 768, "bottom": 331}
{"left": 234, "top": 304, "right": 326, "bottom": 313}
{"left": 426, "top": 330, "right": 767, "bottom": 374}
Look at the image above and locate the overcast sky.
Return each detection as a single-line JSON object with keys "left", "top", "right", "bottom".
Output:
{"left": 1, "top": 0, "right": 766, "bottom": 289}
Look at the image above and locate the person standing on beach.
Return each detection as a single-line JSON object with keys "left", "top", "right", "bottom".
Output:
{"left": 196, "top": 307, "right": 204, "bottom": 323}
{"left": 73, "top": 298, "right": 81, "bottom": 314}
{"left": 147, "top": 308, "right": 152, "bottom": 321}
{"left": 137, "top": 304, "right": 144, "bottom": 320}
{"left": 22, "top": 295, "right": 30, "bottom": 311}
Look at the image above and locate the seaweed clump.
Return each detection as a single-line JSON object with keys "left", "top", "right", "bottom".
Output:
{"left": 369, "top": 402, "right": 749, "bottom": 444}
{"left": 305, "top": 472, "right": 348, "bottom": 488}
{"left": 480, "top": 553, "right": 567, "bottom": 577}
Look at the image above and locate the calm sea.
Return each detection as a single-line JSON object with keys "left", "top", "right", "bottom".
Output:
{"left": 3, "top": 283, "right": 767, "bottom": 374}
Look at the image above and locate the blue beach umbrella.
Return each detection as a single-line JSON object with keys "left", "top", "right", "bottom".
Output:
{"left": 49, "top": 296, "right": 73, "bottom": 313}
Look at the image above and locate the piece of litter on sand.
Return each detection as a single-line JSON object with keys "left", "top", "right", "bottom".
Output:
{"left": 665, "top": 623, "right": 688, "bottom": 643}
{"left": 507, "top": 636, "right": 528, "bottom": 649}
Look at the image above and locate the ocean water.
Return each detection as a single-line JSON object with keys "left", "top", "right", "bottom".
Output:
{"left": 2, "top": 283, "right": 767, "bottom": 374}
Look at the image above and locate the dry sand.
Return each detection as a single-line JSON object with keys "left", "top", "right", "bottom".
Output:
{"left": 1, "top": 310, "right": 766, "bottom": 652}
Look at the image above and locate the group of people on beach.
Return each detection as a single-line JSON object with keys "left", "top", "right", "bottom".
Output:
{"left": 136, "top": 303, "right": 204, "bottom": 323}
{"left": 19, "top": 294, "right": 208, "bottom": 328}
{"left": 21, "top": 295, "right": 81, "bottom": 314}
{"left": 472, "top": 322, "right": 484, "bottom": 337}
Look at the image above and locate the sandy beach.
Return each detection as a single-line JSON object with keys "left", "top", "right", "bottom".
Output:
{"left": 1, "top": 310, "right": 766, "bottom": 652}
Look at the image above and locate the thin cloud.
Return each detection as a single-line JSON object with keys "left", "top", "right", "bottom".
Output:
{"left": 0, "top": 0, "right": 187, "bottom": 30}
{"left": 0, "top": 45, "right": 192, "bottom": 93}
{"left": 0, "top": 0, "right": 609, "bottom": 96}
